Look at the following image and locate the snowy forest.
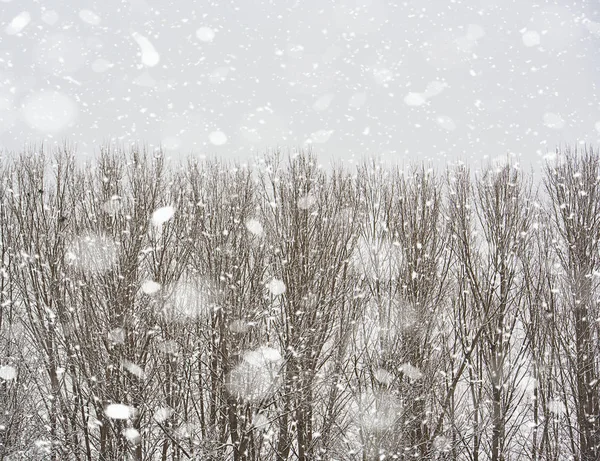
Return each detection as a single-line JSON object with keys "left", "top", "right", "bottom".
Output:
{"left": 0, "top": 146, "right": 599, "bottom": 461}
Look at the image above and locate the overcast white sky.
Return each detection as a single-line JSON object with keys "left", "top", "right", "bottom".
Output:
{"left": 1, "top": 0, "right": 599, "bottom": 166}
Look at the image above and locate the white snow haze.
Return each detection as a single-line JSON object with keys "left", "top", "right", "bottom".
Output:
{"left": 0, "top": 0, "right": 597, "bottom": 164}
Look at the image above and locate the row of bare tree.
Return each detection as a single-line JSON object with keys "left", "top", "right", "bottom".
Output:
{"left": 0, "top": 146, "right": 599, "bottom": 461}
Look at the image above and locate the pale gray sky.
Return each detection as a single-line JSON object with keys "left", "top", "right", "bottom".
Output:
{"left": 1, "top": 0, "right": 599, "bottom": 166}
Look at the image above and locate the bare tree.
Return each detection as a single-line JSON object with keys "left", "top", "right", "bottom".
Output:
{"left": 346, "top": 161, "right": 451, "bottom": 460}
{"left": 0, "top": 157, "right": 41, "bottom": 460}
{"left": 544, "top": 147, "right": 600, "bottom": 461}
{"left": 257, "top": 151, "right": 359, "bottom": 461}
{"left": 519, "top": 206, "right": 565, "bottom": 461}
{"left": 3, "top": 144, "right": 600, "bottom": 461}
{"left": 446, "top": 161, "right": 535, "bottom": 461}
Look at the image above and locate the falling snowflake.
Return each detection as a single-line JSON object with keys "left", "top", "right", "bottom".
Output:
{"left": 312, "top": 94, "right": 335, "bottom": 111}
{"left": 163, "top": 279, "right": 213, "bottom": 321}
{"left": 196, "top": 26, "right": 216, "bottom": 42}
{"left": 108, "top": 327, "right": 126, "bottom": 344}
{"left": 92, "top": 58, "right": 113, "bottom": 73}
{"left": 348, "top": 92, "right": 367, "bottom": 109}
{"left": 225, "top": 346, "right": 283, "bottom": 402}
{"left": 105, "top": 404, "right": 134, "bottom": 420}
{"left": 543, "top": 112, "right": 565, "bottom": 130}
{"left": 65, "top": 233, "right": 118, "bottom": 275}
{"left": 154, "top": 407, "right": 173, "bottom": 423}
{"left": 466, "top": 24, "right": 485, "bottom": 40}
{"left": 404, "top": 92, "right": 426, "bottom": 107}
{"left": 122, "top": 428, "right": 141, "bottom": 445}
{"left": 373, "top": 368, "right": 394, "bottom": 386}
{"left": 151, "top": 206, "right": 175, "bottom": 226}
{"left": 398, "top": 363, "right": 423, "bottom": 380}
{"left": 79, "top": 9, "right": 101, "bottom": 26}
{"left": 519, "top": 376, "right": 538, "bottom": 396}
{"left": 131, "top": 31, "right": 160, "bottom": 67}
{"left": 252, "top": 412, "right": 270, "bottom": 429}
{"left": 41, "top": 10, "right": 59, "bottom": 26}
{"left": 5, "top": 12, "right": 31, "bottom": 35}
{"left": 266, "top": 278, "right": 286, "bottom": 296}
{"left": 209, "top": 131, "right": 228, "bottom": 146}
{"left": 423, "top": 80, "right": 448, "bottom": 98}
{"left": 351, "top": 236, "right": 403, "bottom": 282}
{"left": 141, "top": 280, "right": 161, "bottom": 295}
{"left": 157, "top": 340, "right": 178, "bottom": 355}
{"left": 21, "top": 91, "right": 78, "bottom": 134}
{"left": 122, "top": 361, "right": 146, "bottom": 379}
{"left": 436, "top": 115, "right": 456, "bottom": 131}
{"left": 433, "top": 435, "right": 452, "bottom": 452}
{"left": 0, "top": 365, "right": 17, "bottom": 381}
{"left": 229, "top": 319, "right": 251, "bottom": 333}
{"left": 245, "top": 219, "right": 264, "bottom": 236}
{"left": 548, "top": 398, "right": 566, "bottom": 415}
{"left": 522, "top": 30, "right": 541, "bottom": 47}
{"left": 102, "top": 195, "right": 123, "bottom": 216}
{"left": 243, "top": 346, "right": 282, "bottom": 367}
{"left": 297, "top": 194, "right": 316, "bottom": 210}
{"left": 354, "top": 390, "right": 400, "bottom": 432}
{"left": 306, "top": 129, "right": 333, "bottom": 144}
